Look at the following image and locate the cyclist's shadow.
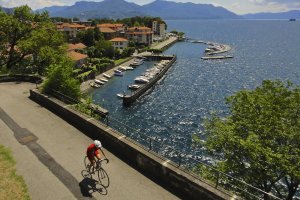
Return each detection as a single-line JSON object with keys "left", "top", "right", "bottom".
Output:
{"left": 79, "top": 170, "right": 108, "bottom": 196}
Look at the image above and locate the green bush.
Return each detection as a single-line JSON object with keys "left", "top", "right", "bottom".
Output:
{"left": 41, "top": 60, "right": 81, "bottom": 100}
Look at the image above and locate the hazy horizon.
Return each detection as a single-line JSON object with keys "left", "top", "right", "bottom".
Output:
{"left": 1, "top": 0, "right": 300, "bottom": 15}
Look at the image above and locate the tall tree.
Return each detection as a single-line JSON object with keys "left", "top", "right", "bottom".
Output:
{"left": 204, "top": 80, "right": 300, "bottom": 200}
{"left": 77, "top": 28, "right": 104, "bottom": 47}
{"left": 94, "top": 40, "right": 115, "bottom": 59}
{"left": 0, "top": 5, "right": 65, "bottom": 75}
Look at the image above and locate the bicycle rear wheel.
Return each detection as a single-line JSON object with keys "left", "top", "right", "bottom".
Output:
{"left": 98, "top": 168, "right": 110, "bottom": 188}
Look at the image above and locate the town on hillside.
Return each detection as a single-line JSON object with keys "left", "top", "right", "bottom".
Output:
{"left": 53, "top": 18, "right": 181, "bottom": 84}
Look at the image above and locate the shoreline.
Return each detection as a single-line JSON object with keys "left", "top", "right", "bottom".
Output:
{"left": 80, "top": 36, "right": 178, "bottom": 93}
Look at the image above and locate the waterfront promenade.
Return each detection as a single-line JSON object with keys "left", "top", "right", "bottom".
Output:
{"left": 0, "top": 82, "right": 180, "bottom": 200}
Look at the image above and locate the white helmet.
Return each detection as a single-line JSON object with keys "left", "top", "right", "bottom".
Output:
{"left": 94, "top": 140, "right": 102, "bottom": 149}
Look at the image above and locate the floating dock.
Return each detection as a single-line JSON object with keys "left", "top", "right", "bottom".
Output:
{"left": 123, "top": 55, "right": 176, "bottom": 106}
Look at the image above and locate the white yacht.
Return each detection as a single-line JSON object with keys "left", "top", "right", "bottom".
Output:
{"left": 134, "top": 77, "right": 149, "bottom": 83}
{"left": 128, "top": 84, "right": 140, "bottom": 90}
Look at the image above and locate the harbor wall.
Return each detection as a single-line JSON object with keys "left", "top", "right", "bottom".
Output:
{"left": 123, "top": 55, "right": 176, "bottom": 106}
{"left": 29, "top": 89, "right": 235, "bottom": 200}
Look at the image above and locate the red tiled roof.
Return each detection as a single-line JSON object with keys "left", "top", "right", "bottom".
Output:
{"left": 67, "top": 43, "right": 87, "bottom": 51}
{"left": 127, "top": 32, "right": 153, "bottom": 35}
{"left": 99, "top": 27, "right": 116, "bottom": 33}
{"left": 67, "top": 51, "right": 87, "bottom": 61}
{"left": 61, "top": 23, "right": 86, "bottom": 28}
{"left": 127, "top": 26, "right": 151, "bottom": 31}
{"left": 97, "top": 23, "right": 124, "bottom": 28}
{"left": 109, "top": 37, "right": 128, "bottom": 42}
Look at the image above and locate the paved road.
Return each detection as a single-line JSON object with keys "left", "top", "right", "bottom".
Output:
{"left": 0, "top": 82, "right": 180, "bottom": 200}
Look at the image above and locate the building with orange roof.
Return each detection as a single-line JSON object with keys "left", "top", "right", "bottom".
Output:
{"left": 56, "top": 23, "right": 87, "bottom": 38}
{"left": 109, "top": 37, "right": 128, "bottom": 50}
{"left": 67, "top": 51, "right": 88, "bottom": 66}
{"left": 97, "top": 23, "right": 126, "bottom": 40}
{"left": 97, "top": 23, "right": 125, "bottom": 32}
{"left": 125, "top": 26, "right": 153, "bottom": 46}
{"left": 67, "top": 43, "right": 87, "bottom": 52}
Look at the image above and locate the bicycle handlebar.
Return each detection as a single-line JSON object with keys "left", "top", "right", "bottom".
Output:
{"left": 98, "top": 158, "right": 109, "bottom": 164}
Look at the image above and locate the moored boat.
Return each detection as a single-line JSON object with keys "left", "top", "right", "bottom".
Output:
{"left": 130, "top": 59, "right": 144, "bottom": 66}
{"left": 125, "top": 66, "right": 134, "bottom": 70}
{"left": 103, "top": 73, "right": 111, "bottom": 79}
{"left": 100, "top": 78, "right": 108, "bottom": 82}
{"left": 95, "top": 79, "right": 105, "bottom": 85}
{"left": 90, "top": 82, "right": 100, "bottom": 88}
{"left": 134, "top": 77, "right": 149, "bottom": 83}
{"left": 116, "top": 93, "right": 125, "bottom": 98}
{"left": 114, "top": 71, "right": 123, "bottom": 76}
{"left": 128, "top": 84, "right": 140, "bottom": 90}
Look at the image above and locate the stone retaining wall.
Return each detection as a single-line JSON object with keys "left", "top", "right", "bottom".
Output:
{"left": 0, "top": 74, "right": 42, "bottom": 83}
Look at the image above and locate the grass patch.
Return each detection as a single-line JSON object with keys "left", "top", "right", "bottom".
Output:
{"left": 114, "top": 57, "right": 131, "bottom": 65}
{"left": 0, "top": 145, "right": 30, "bottom": 200}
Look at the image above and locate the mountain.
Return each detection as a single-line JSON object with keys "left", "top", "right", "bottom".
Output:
{"left": 36, "top": 5, "right": 69, "bottom": 15}
{"left": 35, "top": 0, "right": 240, "bottom": 20}
{"left": 141, "top": 0, "right": 240, "bottom": 19}
{"left": 243, "top": 10, "right": 300, "bottom": 19}
{"left": 37, "top": 0, "right": 144, "bottom": 19}
{"left": 0, "top": 6, "right": 14, "bottom": 13}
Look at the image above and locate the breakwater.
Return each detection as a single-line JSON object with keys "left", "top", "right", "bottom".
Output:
{"left": 123, "top": 55, "right": 176, "bottom": 106}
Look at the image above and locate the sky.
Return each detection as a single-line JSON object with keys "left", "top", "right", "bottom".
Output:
{"left": 0, "top": 0, "right": 300, "bottom": 14}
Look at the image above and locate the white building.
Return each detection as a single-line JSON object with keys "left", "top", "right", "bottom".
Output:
{"left": 152, "top": 21, "right": 166, "bottom": 40}
{"left": 126, "top": 27, "right": 153, "bottom": 46}
{"left": 109, "top": 37, "right": 128, "bottom": 50}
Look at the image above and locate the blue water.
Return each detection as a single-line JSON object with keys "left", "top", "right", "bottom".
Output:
{"left": 90, "top": 20, "right": 300, "bottom": 163}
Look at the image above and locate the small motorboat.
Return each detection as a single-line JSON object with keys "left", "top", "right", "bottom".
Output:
{"left": 128, "top": 84, "right": 140, "bottom": 90}
{"left": 114, "top": 69, "right": 122, "bottom": 73}
{"left": 95, "top": 79, "right": 104, "bottom": 85}
{"left": 125, "top": 66, "right": 134, "bottom": 70}
{"left": 116, "top": 93, "right": 125, "bottom": 98}
{"left": 100, "top": 78, "right": 108, "bottom": 82}
{"left": 119, "top": 66, "right": 127, "bottom": 71}
{"left": 90, "top": 82, "right": 100, "bottom": 88}
{"left": 114, "top": 71, "right": 123, "bottom": 76}
{"left": 134, "top": 77, "right": 149, "bottom": 83}
{"left": 130, "top": 59, "right": 144, "bottom": 66}
{"left": 103, "top": 73, "right": 111, "bottom": 79}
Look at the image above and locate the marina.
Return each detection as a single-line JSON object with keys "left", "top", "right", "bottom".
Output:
{"left": 123, "top": 55, "right": 177, "bottom": 106}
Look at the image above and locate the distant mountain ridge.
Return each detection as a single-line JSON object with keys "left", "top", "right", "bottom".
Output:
{"left": 243, "top": 10, "right": 300, "bottom": 19}
{"left": 0, "top": 6, "right": 14, "bottom": 13}
{"left": 35, "top": 0, "right": 241, "bottom": 19}
{"left": 141, "top": 0, "right": 238, "bottom": 19}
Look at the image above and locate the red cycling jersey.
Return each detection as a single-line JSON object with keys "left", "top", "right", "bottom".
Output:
{"left": 86, "top": 143, "right": 100, "bottom": 161}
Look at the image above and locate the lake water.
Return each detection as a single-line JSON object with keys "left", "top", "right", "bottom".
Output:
{"left": 90, "top": 20, "right": 300, "bottom": 164}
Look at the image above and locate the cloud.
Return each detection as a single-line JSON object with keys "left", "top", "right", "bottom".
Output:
{"left": 246, "top": 0, "right": 300, "bottom": 12}
{"left": 0, "top": 0, "right": 67, "bottom": 9}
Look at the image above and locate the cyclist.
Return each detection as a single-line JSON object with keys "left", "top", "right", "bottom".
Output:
{"left": 86, "top": 140, "right": 107, "bottom": 173}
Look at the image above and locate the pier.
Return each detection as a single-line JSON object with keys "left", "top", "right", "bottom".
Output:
{"left": 123, "top": 55, "right": 177, "bottom": 106}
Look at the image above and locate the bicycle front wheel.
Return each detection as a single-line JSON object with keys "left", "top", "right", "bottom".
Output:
{"left": 98, "top": 168, "right": 110, "bottom": 188}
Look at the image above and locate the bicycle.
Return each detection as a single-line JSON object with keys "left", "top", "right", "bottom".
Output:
{"left": 84, "top": 156, "right": 110, "bottom": 188}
